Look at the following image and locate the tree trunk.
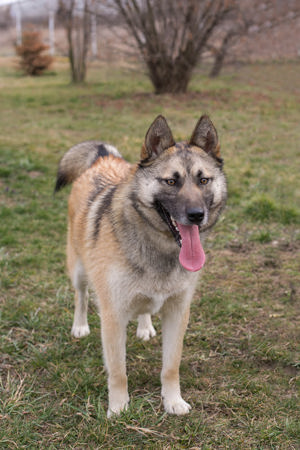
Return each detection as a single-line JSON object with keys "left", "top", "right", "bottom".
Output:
{"left": 147, "top": 59, "right": 192, "bottom": 94}
{"left": 209, "top": 51, "right": 226, "bottom": 78}
{"left": 209, "top": 31, "right": 234, "bottom": 78}
{"left": 60, "top": 0, "right": 92, "bottom": 84}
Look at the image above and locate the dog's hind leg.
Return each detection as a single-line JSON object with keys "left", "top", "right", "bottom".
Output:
{"left": 70, "top": 259, "right": 90, "bottom": 338}
{"left": 136, "top": 314, "right": 156, "bottom": 341}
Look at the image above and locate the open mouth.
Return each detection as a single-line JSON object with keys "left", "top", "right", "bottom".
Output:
{"left": 154, "top": 201, "right": 206, "bottom": 272}
{"left": 154, "top": 201, "right": 182, "bottom": 247}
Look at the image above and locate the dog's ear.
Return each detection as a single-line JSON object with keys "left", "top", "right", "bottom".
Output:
{"left": 189, "top": 115, "right": 221, "bottom": 160}
{"left": 141, "top": 115, "right": 175, "bottom": 163}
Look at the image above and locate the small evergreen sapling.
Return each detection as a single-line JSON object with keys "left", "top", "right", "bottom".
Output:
{"left": 16, "top": 29, "right": 53, "bottom": 76}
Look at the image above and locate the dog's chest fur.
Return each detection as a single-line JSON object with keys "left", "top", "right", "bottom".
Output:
{"left": 107, "top": 262, "right": 198, "bottom": 317}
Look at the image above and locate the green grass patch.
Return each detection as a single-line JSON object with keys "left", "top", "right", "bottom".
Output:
{"left": 244, "top": 194, "right": 300, "bottom": 224}
{"left": 0, "top": 59, "right": 299, "bottom": 448}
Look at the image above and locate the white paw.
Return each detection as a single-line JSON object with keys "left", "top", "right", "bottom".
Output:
{"left": 163, "top": 396, "right": 191, "bottom": 415}
{"left": 71, "top": 324, "right": 90, "bottom": 338}
{"left": 136, "top": 324, "right": 156, "bottom": 341}
{"left": 107, "top": 399, "right": 129, "bottom": 418}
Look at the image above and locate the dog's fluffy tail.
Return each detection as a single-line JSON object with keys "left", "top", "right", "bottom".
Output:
{"left": 55, "top": 141, "right": 122, "bottom": 192}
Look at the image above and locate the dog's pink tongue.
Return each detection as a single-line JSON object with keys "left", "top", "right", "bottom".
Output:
{"left": 176, "top": 223, "right": 205, "bottom": 272}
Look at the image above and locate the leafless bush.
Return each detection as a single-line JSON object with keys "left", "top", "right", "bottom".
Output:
{"left": 208, "top": 0, "right": 300, "bottom": 77}
{"left": 108, "top": 0, "right": 235, "bottom": 93}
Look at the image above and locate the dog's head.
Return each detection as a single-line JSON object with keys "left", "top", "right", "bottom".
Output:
{"left": 135, "top": 115, "right": 227, "bottom": 271}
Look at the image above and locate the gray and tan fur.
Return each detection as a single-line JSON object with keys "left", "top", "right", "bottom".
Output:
{"left": 55, "top": 115, "right": 227, "bottom": 417}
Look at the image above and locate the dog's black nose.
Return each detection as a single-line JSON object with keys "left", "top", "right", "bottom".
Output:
{"left": 187, "top": 208, "right": 205, "bottom": 224}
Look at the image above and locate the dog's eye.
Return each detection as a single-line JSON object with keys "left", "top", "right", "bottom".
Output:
{"left": 199, "top": 178, "right": 209, "bottom": 185}
{"left": 165, "top": 179, "right": 176, "bottom": 186}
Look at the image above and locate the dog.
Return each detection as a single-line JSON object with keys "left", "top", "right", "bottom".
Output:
{"left": 55, "top": 115, "right": 227, "bottom": 417}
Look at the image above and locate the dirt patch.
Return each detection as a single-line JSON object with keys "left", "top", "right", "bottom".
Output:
{"left": 28, "top": 170, "right": 42, "bottom": 179}
{"left": 0, "top": 184, "right": 17, "bottom": 207}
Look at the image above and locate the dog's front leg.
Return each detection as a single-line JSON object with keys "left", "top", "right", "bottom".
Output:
{"left": 100, "top": 307, "right": 129, "bottom": 418}
{"left": 160, "top": 299, "right": 191, "bottom": 415}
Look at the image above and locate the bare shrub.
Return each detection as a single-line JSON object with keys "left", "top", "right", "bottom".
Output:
{"left": 108, "top": 0, "right": 235, "bottom": 94}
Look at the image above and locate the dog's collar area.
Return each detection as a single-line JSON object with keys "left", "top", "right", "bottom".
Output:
{"left": 154, "top": 200, "right": 182, "bottom": 247}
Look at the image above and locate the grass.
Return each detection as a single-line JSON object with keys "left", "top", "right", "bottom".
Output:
{"left": 0, "top": 58, "right": 299, "bottom": 448}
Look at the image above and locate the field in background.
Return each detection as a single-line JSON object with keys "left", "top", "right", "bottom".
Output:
{"left": 0, "top": 58, "right": 299, "bottom": 448}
